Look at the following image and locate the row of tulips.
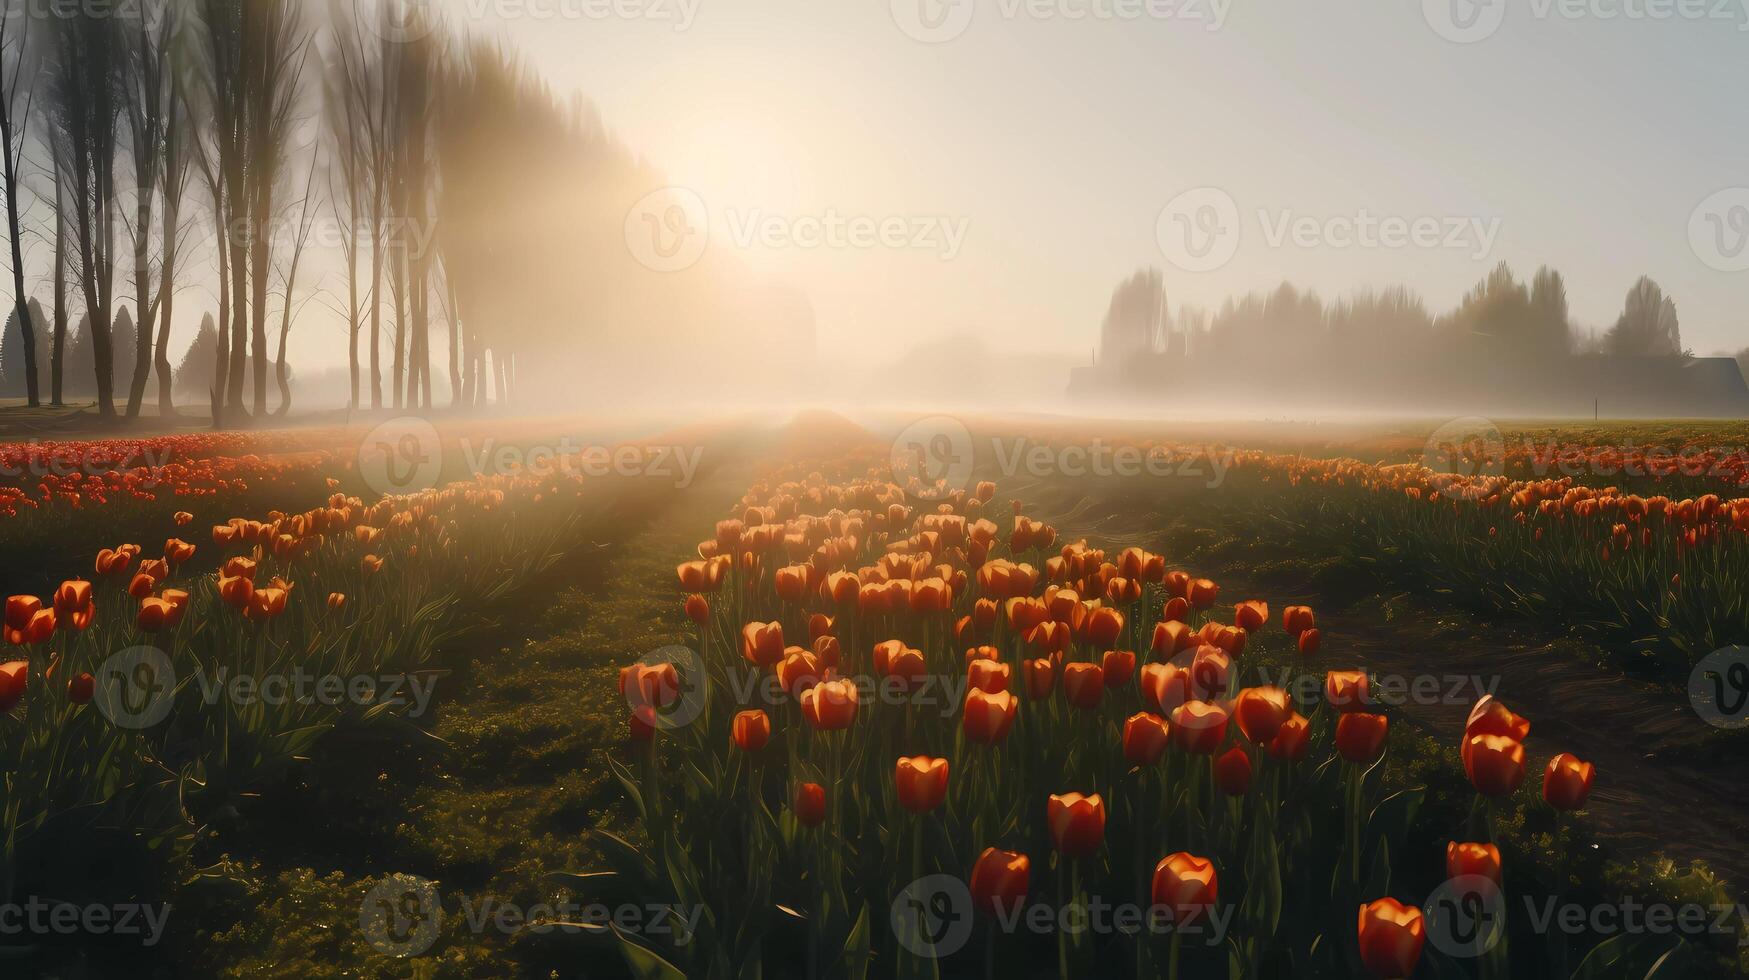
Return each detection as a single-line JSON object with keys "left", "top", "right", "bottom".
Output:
{"left": 1102, "top": 439, "right": 1749, "bottom": 673}
{"left": 590, "top": 450, "right": 1701, "bottom": 979}
{"left": 0, "top": 459, "right": 603, "bottom": 908}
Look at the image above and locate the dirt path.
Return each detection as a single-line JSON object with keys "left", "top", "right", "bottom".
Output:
{"left": 1013, "top": 470, "right": 1749, "bottom": 893}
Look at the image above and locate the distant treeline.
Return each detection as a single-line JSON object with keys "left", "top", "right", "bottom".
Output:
{"left": 1086, "top": 264, "right": 1745, "bottom": 414}
{"left": 1099, "top": 262, "right": 1686, "bottom": 370}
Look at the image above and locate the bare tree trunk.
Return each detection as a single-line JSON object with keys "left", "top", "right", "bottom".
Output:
{"left": 51, "top": 161, "right": 66, "bottom": 407}
{"left": 446, "top": 274, "right": 460, "bottom": 406}
{"left": 0, "top": 31, "right": 37, "bottom": 408}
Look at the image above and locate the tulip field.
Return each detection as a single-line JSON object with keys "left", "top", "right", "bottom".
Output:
{"left": 0, "top": 414, "right": 1746, "bottom": 977}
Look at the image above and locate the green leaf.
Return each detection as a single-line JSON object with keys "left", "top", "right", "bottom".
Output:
{"left": 613, "top": 925, "right": 688, "bottom": 980}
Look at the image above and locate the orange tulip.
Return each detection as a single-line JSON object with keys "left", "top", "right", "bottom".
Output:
{"left": 1047, "top": 792, "right": 1105, "bottom": 857}
{"left": 1151, "top": 852, "right": 1219, "bottom": 928}
{"left": 1282, "top": 605, "right": 1316, "bottom": 636}
{"left": 128, "top": 572, "right": 157, "bottom": 599}
{"left": 963, "top": 689, "right": 1018, "bottom": 744}
{"left": 165, "top": 538, "right": 197, "bottom": 564}
{"left": 684, "top": 594, "right": 710, "bottom": 624}
{"left": 1162, "top": 596, "right": 1189, "bottom": 623}
{"left": 1445, "top": 842, "right": 1503, "bottom": 891}
{"left": 1163, "top": 570, "right": 1190, "bottom": 598}
{"left": 777, "top": 650, "right": 822, "bottom": 697}
{"left": 1463, "top": 733, "right": 1526, "bottom": 797}
{"left": 896, "top": 756, "right": 949, "bottom": 813}
{"left": 1122, "top": 711, "right": 1170, "bottom": 765}
{"left": 1170, "top": 700, "right": 1229, "bottom": 755}
{"left": 137, "top": 596, "right": 182, "bottom": 633}
{"left": 967, "top": 659, "right": 1010, "bottom": 694}
{"left": 1297, "top": 628, "right": 1321, "bottom": 657}
{"left": 1336, "top": 712, "right": 1389, "bottom": 762}
{"left": 1189, "top": 646, "right": 1231, "bottom": 700}
{"left": 1543, "top": 753, "right": 1594, "bottom": 810}
{"left": 1325, "top": 670, "right": 1371, "bottom": 713}
{"left": 174, "top": 511, "right": 194, "bottom": 525}
{"left": 801, "top": 678, "right": 859, "bottom": 730}
{"left": 741, "top": 621, "right": 786, "bottom": 667}
{"left": 1062, "top": 662, "right": 1104, "bottom": 710}
{"left": 1234, "top": 600, "right": 1268, "bottom": 631}
{"left": 621, "top": 663, "right": 681, "bottom": 708}
{"left": 794, "top": 782, "right": 827, "bottom": 826}
{"left": 1151, "top": 620, "right": 1194, "bottom": 658}
{"left": 968, "top": 848, "right": 1030, "bottom": 918}
{"left": 245, "top": 587, "right": 289, "bottom": 622}
{"left": 1465, "top": 696, "right": 1530, "bottom": 742}
{"left": 1357, "top": 898, "right": 1425, "bottom": 979}
{"left": 1140, "top": 663, "right": 1192, "bottom": 714}
{"left": 0, "top": 660, "right": 25, "bottom": 713}
{"left": 4, "top": 597, "right": 53, "bottom": 645}
{"left": 1234, "top": 686, "right": 1291, "bottom": 745}
{"left": 812, "top": 634, "right": 842, "bottom": 669}
{"left": 361, "top": 554, "right": 385, "bottom": 575}
{"left": 328, "top": 592, "right": 347, "bottom": 612}
{"left": 731, "top": 710, "right": 771, "bottom": 752}
{"left": 1187, "top": 578, "right": 1220, "bottom": 610}
{"left": 1268, "top": 712, "right": 1311, "bottom": 762}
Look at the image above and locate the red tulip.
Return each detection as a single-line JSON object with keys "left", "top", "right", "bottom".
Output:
{"left": 794, "top": 782, "right": 827, "bottom": 826}
{"left": 1083, "top": 606, "right": 1124, "bottom": 648}
{"left": 0, "top": 660, "right": 26, "bottom": 713}
{"left": 967, "top": 659, "right": 1010, "bottom": 694}
{"left": 67, "top": 671, "right": 95, "bottom": 705}
{"left": 968, "top": 848, "right": 1030, "bottom": 917}
{"left": 1047, "top": 792, "right": 1105, "bottom": 857}
{"left": 731, "top": 710, "right": 771, "bottom": 752}
{"left": 1357, "top": 898, "right": 1425, "bottom": 979}
{"left": 1062, "top": 662, "right": 1104, "bottom": 710}
{"left": 1122, "top": 712, "right": 1170, "bottom": 765}
{"left": 1543, "top": 753, "right": 1594, "bottom": 810}
{"left": 1325, "top": 670, "right": 1371, "bottom": 713}
{"left": 1152, "top": 852, "right": 1219, "bottom": 927}
{"left": 896, "top": 756, "right": 949, "bottom": 813}
{"left": 1101, "top": 649, "right": 1136, "bottom": 688}
{"left": 741, "top": 622, "right": 785, "bottom": 666}
{"left": 801, "top": 678, "right": 859, "bottom": 731}
{"left": 1234, "top": 600, "right": 1268, "bottom": 631}
{"left": 964, "top": 689, "right": 1018, "bottom": 744}
{"left": 1214, "top": 746, "right": 1252, "bottom": 795}
{"left": 1463, "top": 734, "right": 1526, "bottom": 797}
{"left": 684, "top": 594, "right": 710, "bottom": 624}
{"left": 1445, "top": 841, "right": 1503, "bottom": 891}
{"left": 1024, "top": 658, "right": 1055, "bottom": 699}
{"left": 1234, "top": 686, "right": 1291, "bottom": 745}
{"left": 1267, "top": 712, "right": 1311, "bottom": 762}
{"left": 1336, "top": 712, "right": 1389, "bottom": 763}
{"left": 1282, "top": 605, "right": 1315, "bottom": 636}
{"left": 1297, "top": 628, "right": 1321, "bottom": 657}
{"left": 1140, "top": 663, "right": 1192, "bottom": 714}
{"left": 1169, "top": 700, "right": 1229, "bottom": 755}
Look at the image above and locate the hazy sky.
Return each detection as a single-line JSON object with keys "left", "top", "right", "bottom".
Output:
{"left": 437, "top": 0, "right": 1746, "bottom": 363}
